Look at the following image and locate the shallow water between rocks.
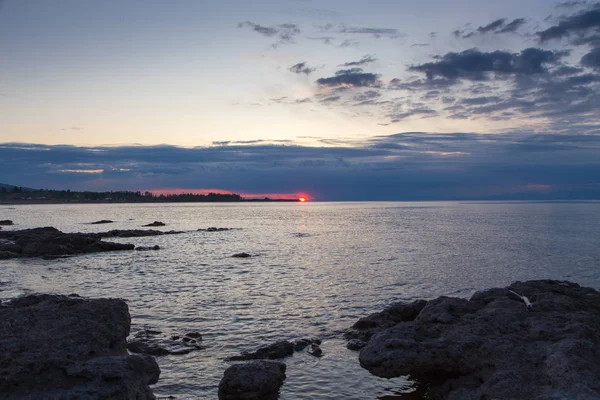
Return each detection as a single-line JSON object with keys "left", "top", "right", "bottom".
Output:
{"left": 1, "top": 201, "right": 599, "bottom": 399}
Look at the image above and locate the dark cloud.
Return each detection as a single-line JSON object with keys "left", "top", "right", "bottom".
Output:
{"left": 340, "top": 55, "right": 377, "bottom": 67}
{"left": 320, "top": 23, "right": 401, "bottom": 39}
{"left": 477, "top": 18, "right": 507, "bottom": 34}
{"left": 581, "top": 46, "right": 600, "bottom": 68}
{"left": 497, "top": 18, "right": 527, "bottom": 33}
{"left": 2, "top": 133, "right": 600, "bottom": 200}
{"left": 460, "top": 96, "right": 502, "bottom": 105}
{"left": 320, "top": 95, "right": 341, "bottom": 103}
{"left": 556, "top": 1, "right": 590, "bottom": 8}
{"left": 389, "top": 107, "right": 438, "bottom": 122}
{"left": 289, "top": 62, "right": 315, "bottom": 75}
{"left": 238, "top": 21, "right": 300, "bottom": 45}
{"left": 409, "top": 48, "right": 563, "bottom": 81}
{"left": 537, "top": 5, "right": 600, "bottom": 42}
{"left": 316, "top": 68, "right": 381, "bottom": 88}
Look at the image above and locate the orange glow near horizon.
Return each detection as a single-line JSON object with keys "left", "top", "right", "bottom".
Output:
{"left": 298, "top": 197, "right": 306, "bottom": 202}
{"left": 148, "top": 188, "right": 311, "bottom": 200}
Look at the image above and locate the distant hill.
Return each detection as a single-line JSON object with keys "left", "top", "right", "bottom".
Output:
{"left": 0, "top": 183, "right": 34, "bottom": 192}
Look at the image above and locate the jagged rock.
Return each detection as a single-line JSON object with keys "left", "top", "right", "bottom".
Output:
{"left": 143, "top": 221, "right": 166, "bottom": 227}
{"left": 232, "top": 252, "right": 252, "bottom": 258}
{"left": 292, "top": 337, "right": 321, "bottom": 351}
{"left": 90, "top": 220, "right": 114, "bottom": 224}
{"left": 218, "top": 360, "right": 286, "bottom": 400}
{"left": 99, "top": 229, "right": 184, "bottom": 238}
{"left": 227, "top": 340, "right": 294, "bottom": 361}
{"left": 345, "top": 299, "right": 427, "bottom": 341}
{"left": 346, "top": 339, "right": 366, "bottom": 351}
{"left": 357, "top": 280, "right": 600, "bottom": 400}
{"left": 0, "top": 227, "right": 134, "bottom": 259}
{"left": 0, "top": 219, "right": 14, "bottom": 225}
{"left": 135, "top": 245, "right": 160, "bottom": 251}
{"left": 127, "top": 328, "right": 203, "bottom": 356}
{"left": 0, "top": 294, "right": 160, "bottom": 399}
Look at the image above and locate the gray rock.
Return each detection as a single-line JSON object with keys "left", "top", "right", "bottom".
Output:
{"left": 346, "top": 339, "right": 366, "bottom": 351}
{"left": 218, "top": 361, "right": 286, "bottom": 400}
{"left": 357, "top": 280, "right": 600, "bottom": 400}
{"left": 227, "top": 340, "right": 294, "bottom": 361}
{"left": 0, "top": 294, "right": 160, "bottom": 399}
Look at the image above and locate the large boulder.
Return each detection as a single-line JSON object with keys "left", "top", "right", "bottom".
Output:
{"left": 0, "top": 294, "right": 160, "bottom": 399}
{"left": 218, "top": 361, "right": 286, "bottom": 400}
{"left": 356, "top": 280, "right": 600, "bottom": 400}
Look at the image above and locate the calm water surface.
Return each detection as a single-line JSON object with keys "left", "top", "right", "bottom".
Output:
{"left": 1, "top": 201, "right": 600, "bottom": 399}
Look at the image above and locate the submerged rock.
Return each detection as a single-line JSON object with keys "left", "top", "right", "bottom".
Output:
{"left": 306, "top": 343, "right": 323, "bottom": 357}
{"left": 356, "top": 280, "right": 600, "bottom": 400}
{"left": 127, "top": 328, "right": 203, "bottom": 356}
{"left": 90, "top": 219, "right": 114, "bottom": 224}
{"left": 292, "top": 337, "right": 321, "bottom": 352}
{"left": 218, "top": 360, "right": 286, "bottom": 400}
{"left": 143, "top": 221, "right": 166, "bottom": 227}
{"left": 0, "top": 294, "right": 160, "bottom": 399}
{"left": 0, "top": 227, "right": 134, "bottom": 259}
{"left": 232, "top": 252, "right": 252, "bottom": 258}
{"left": 227, "top": 341, "right": 294, "bottom": 361}
{"left": 0, "top": 219, "right": 14, "bottom": 225}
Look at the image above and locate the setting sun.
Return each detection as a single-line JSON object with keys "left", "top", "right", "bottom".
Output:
{"left": 298, "top": 197, "right": 306, "bottom": 202}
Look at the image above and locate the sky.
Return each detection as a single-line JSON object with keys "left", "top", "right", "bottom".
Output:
{"left": 1, "top": 0, "right": 599, "bottom": 200}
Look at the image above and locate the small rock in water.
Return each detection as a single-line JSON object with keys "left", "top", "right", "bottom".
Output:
{"left": 0, "top": 220, "right": 14, "bottom": 225}
{"left": 218, "top": 360, "right": 286, "bottom": 400}
{"left": 143, "top": 221, "right": 166, "bottom": 227}
{"left": 227, "top": 340, "right": 294, "bottom": 361}
{"left": 90, "top": 219, "right": 113, "bottom": 224}
{"left": 307, "top": 344, "right": 323, "bottom": 357}
{"left": 135, "top": 245, "right": 160, "bottom": 251}
{"left": 128, "top": 328, "right": 203, "bottom": 356}
{"left": 292, "top": 337, "right": 321, "bottom": 351}
{"left": 232, "top": 252, "right": 252, "bottom": 258}
{"left": 185, "top": 331, "right": 203, "bottom": 339}
{"left": 200, "top": 227, "right": 231, "bottom": 232}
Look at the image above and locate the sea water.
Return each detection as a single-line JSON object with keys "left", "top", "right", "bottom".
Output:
{"left": 1, "top": 201, "right": 599, "bottom": 399}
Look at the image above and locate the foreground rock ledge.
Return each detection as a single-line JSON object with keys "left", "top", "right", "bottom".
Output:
{"left": 352, "top": 280, "right": 600, "bottom": 400}
{"left": 0, "top": 294, "right": 160, "bottom": 400}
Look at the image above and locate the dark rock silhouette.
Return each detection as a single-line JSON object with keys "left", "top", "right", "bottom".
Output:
{"left": 0, "top": 219, "right": 14, "bottom": 225}
{"left": 0, "top": 294, "right": 160, "bottom": 399}
{"left": 135, "top": 245, "right": 160, "bottom": 251}
{"left": 346, "top": 339, "right": 366, "bottom": 351}
{"left": 0, "top": 227, "right": 134, "bottom": 259}
{"left": 232, "top": 252, "right": 252, "bottom": 258}
{"left": 127, "top": 328, "right": 203, "bottom": 356}
{"left": 227, "top": 341, "right": 294, "bottom": 361}
{"left": 292, "top": 337, "right": 321, "bottom": 352}
{"left": 219, "top": 360, "right": 286, "bottom": 400}
{"left": 99, "top": 229, "right": 184, "bottom": 238}
{"left": 90, "top": 219, "right": 114, "bottom": 224}
{"left": 199, "top": 227, "right": 232, "bottom": 232}
{"left": 354, "top": 280, "right": 600, "bottom": 400}
{"left": 143, "top": 221, "right": 166, "bottom": 227}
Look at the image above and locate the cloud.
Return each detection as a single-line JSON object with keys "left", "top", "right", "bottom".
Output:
{"left": 316, "top": 68, "right": 381, "bottom": 88}
{"left": 1, "top": 133, "right": 600, "bottom": 200}
{"left": 477, "top": 18, "right": 507, "bottom": 34}
{"left": 497, "top": 18, "right": 527, "bottom": 33}
{"left": 340, "top": 55, "right": 377, "bottom": 67}
{"left": 537, "top": 4, "right": 600, "bottom": 42}
{"left": 409, "top": 48, "right": 563, "bottom": 81}
{"left": 238, "top": 21, "right": 300, "bottom": 46}
{"left": 581, "top": 46, "right": 600, "bottom": 68}
{"left": 289, "top": 62, "right": 315, "bottom": 75}
{"left": 320, "top": 23, "right": 402, "bottom": 39}
{"left": 556, "top": 1, "right": 590, "bottom": 8}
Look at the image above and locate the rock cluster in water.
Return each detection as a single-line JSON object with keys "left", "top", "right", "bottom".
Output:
{"left": 227, "top": 338, "right": 322, "bottom": 361}
{"left": 0, "top": 227, "right": 135, "bottom": 259}
{"left": 127, "top": 329, "right": 204, "bottom": 356}
{"left": 143, "top": 221, "right": 166, "bottom": 227}
{"left": 0, "top": 294, "right": 160, "bottom": 400}
{"left": 349, "top": 280, "right": 600, "bottom": 400}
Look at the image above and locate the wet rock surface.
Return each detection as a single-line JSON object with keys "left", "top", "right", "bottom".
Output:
{"left": 127, "top": 329, "right": 204, "bottom": 356}
{"left": 355, "top": 280, "right": 600, "bottom": 400}
{"left": 0, "top": 294, "right": 160, "bottom": 400}
{"left": 0, "top": 227, "right": 135, "bottom": 259}
{"left": 143, "top": 221, "right": 166, "bottom": 227}
{"left": 219, "top": 360, "right": 286, "bottom": 400}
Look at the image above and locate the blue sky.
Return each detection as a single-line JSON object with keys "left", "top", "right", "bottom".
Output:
{"left": 0, "top": 0, "right": 599, "bottom": 199}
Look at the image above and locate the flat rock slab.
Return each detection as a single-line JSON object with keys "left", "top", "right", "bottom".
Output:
{"left": 0, "top": 227, "right": 135, "bottom": 259}
{"left": 99, "top": 229, "right": 184, "bottom": 238}
{"left": 219, "top": 361, "right": 286, "bottom": 400}
{"left": 356, "top": 280, "right": 600, "bottom": 400}
{"left": 0, "top": 294, "right": 160, "bottom": 400}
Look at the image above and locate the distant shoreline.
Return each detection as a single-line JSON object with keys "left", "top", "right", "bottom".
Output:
{"left": 0, "top": 199, "right": 300, "bottom": 205}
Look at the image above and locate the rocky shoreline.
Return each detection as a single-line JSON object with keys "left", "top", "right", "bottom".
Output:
{"left": 2, "top": 280, "right": 598, "bottom": 399}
